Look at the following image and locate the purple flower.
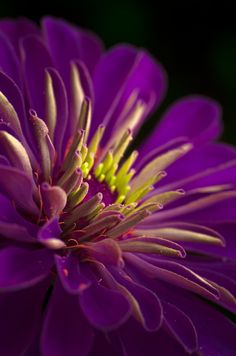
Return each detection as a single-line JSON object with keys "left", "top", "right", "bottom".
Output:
{"left": 0, "top": 16, "right": 236, "bottom": 356}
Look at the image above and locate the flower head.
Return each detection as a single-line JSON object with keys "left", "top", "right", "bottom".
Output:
{"left": 0, "top": 17, "right": 236, "bottom": 356}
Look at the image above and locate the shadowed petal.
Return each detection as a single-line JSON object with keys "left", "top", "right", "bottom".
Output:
{"left": 21, "top": 35, "right": 53, "bottom": 117}
{"left": 0, "top": 165, "right": 39, "bottom": 216}
{"left": 0, "top": 31, "right": 20, "bottom": 86}
{"left": 42, "top": 16, "right": 103, "bottom": 82}
{"left": 163, "top": 301, "right": 198, "bottom": 353}
{"left": 55, "top": 254, "right": 91, "bottom": 294}
{"left": 113, "top": 268, "right": 163, "bottom": 331}
{"left": 80, "top": 281, "right": 131, "bottom": 330}
{"left": 0, "top": 246, "right": 53, "bottom": 291}
{"left": 0, "top": 17, "right": 40, "bottom": 54}
{"left": 0, "top": 278, "right": 49, "bottom": 356}
{"left": 119, "top": 318, "right": 189, "bottom": 356}
{"left": 41, "top": 279, "right": 94, "bottom": 356}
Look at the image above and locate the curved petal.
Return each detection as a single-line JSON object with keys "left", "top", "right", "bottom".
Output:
{"left": 80, "top": 281, "right": 131, "bottom": 330}
{"left": 152, "top": 142, "right": 236, "bottom": 192}
{"left": 0, "top": 278, "right": 49, "bottom": 356}
{"left": 0, "top": 17, "right": 40, "bottom": 54}
{"left": 41, "top": 279, "right": 94, "bottom": 356}
{"left": 0, "top": 246, "right": 53, "bottom": 291}
{"left": 142, "top": 96, "right": 222, "bottom": 156}
{"left": 42, "top": 16, "right": 103, "bottom": 82}
{"left": 92, "top": 45, "right": 167, "bottom": 140}
{"left": 160, "top": 284, "right": 236, "bottom": 356}
{"left": 163, "top": 301, "right": 198, "bottom": 353}
{"left": 113, "top": 269, "right": 163, "bottom": 331}
{"left": 0, "top": 31, "right": 20, "bottom": 86}
{"left": 0, "top": 165, "right": 39, "bottom": 216}
{"left": 45, "top": 68, "right": 68, "bottom": 164}
{"left": 20, "top": 35, "right": 53, "bottom": 117}
{"left": 119, "top": 318, "right": 189, "bottom": 356}
{"left": 55, "top": 254, "right": 91, "bottom": 294}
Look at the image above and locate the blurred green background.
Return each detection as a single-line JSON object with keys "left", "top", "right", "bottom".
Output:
{"left": 0, "top": 1, "right": 235, "bottom": 144}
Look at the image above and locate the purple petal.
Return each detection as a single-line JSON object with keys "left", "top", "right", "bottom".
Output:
{"left": 152, "top": 142, "right": 236, "bottom": 192}
{"left": 0, "top": 246, "right": 53, "bottom": 291}
{"left": 0, "top": 165, "right": 39, "bottom": 216}
{"left": 142, "top": 96, "right": 222, "bottom": 156}
{"left": 92, "top": 45, "right": 166, "bottom": 140}
{"left": 125, "top": 253, "right": 219, "bottom": 300}
{"left": 0, "top": 31, "right": 21, "bottom": 86}
{"left": 161, "top": 285, "right": 236, "bottom": 356}
{"left": 20, "top": 35, "right": 53, "bottom": 117}
{"left": 80, "top": 281, "right": 131, "bottom": 330}
{"left": 0, "top": 18, "right": 40, "bottom": 54}
{"left": 42, "top": 16, "right": 103, "bottom": 82}
{"left": 113, "top": 268, "right": 163, "bottom": 331}
{"left": 45, "top": 68, "right": 68, "bottom": 164}
{"left": 163, "top": 301, "right": 198, "bottom": 353}
{"left": 0, "top": 192, "right": 38, "bottom": 237}
{"left": 0, "top": 278, "right": 49, "bottom": 355}
{"left": 41, "top": 183, "right": 67, "bottom": 218}
{"left": 119, "top": 318, "right": 189, "bottom": 356}
{"left": 38, "top": 217, "right": 66, "bottom": 250}
{"left": 55, "top": 253, "right": 91, "bottom": 294}
{"left": 41, "top": 278, "right": 94, "bottom": 356}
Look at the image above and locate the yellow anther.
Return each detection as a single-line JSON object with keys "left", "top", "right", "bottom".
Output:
{"left": 95, "top": 163, "right": 104, "bottom": 178}
{"left": 87, "top": 125, "right": 105, "bottom": 158}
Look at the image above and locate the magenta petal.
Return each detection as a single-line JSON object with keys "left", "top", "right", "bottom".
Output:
{"left": 55, "top": 254, "right": 91, "bottom": 294}
{"left": 0, "top": 246, "right": 53, "bottom": 291}
{"left": 144, "top": 96, "right": 222, "bottom": 153}
{"left": 80, "top": 281, "right": 131, "bottom": 330}
{"left": 41, "top": 279, "right": 94, "bottom": 356}
{"left": 21, "top": 35, "right": 53, "bottom": 117}
{"left": 0, "top": 278, "right": 49, "bottom": 355}
{"left": 92, "top": 45, "right": 166, "bottom": 139}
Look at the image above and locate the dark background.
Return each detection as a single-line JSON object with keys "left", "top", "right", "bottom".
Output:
{"left": 0, "top": 1, "right": 236, "bottom": 144}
